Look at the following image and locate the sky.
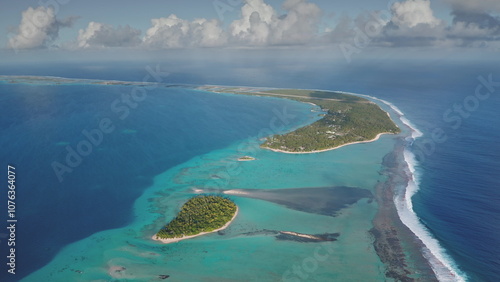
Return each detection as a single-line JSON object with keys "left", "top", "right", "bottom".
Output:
{"left": 0, "top": 0, "right": 499, "bottom": 64}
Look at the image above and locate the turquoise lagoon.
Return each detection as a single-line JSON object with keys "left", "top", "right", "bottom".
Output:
{"left": 11, "top": 83, "right": 399, "bottom": 281}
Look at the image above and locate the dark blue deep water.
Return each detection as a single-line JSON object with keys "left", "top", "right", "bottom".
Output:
{"left": 338, "top": 64, "right": 500, "bottom": 282}
{"left": 1, "top": 59, "right": 499, "bottom": 281}
{"left": 0, "top": 81, "right": 312, "bottom": 280}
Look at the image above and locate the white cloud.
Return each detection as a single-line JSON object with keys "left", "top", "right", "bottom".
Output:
{"left": 272, "top": 0, "right": 322, "bottom": 44}
{"left": 390, "top": 0, "right": 441, "bottom": 28}
{"left": 229, "top": 0, "right": 276, "bottom": 45}
{"left": 190, "top": 18, "right": 228, "bottom": 47}
{"left": 360, "top": 0, "right": 447, "bottom": 47}
{"left": 8, "top": 6, "right": 75, "bottom": 49}
{"left": 447, "top": 19, "right": 500, "bottom": 48}
{"left": 12, "top": 0, "right": 500, "bottom": 51}
{"left": 447, "top": 0, "right": 500, "bottom": 36}
{"left": 364, "top": 0, "right": 500, "bottom": 48}
{"left": 143, "top": 14, "right": 226, "bottom": 48}
{"left": 77, "top": 22, "right": 141, "bottom": 48}
{"left": 229, "top": 0, "right": 321, "bottom": 45}
{"left": 143, "top": 15, "right": 190, "bottom": 48}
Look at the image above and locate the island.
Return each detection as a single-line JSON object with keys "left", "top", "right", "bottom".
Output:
{"left": 3, "top": 77, "right": 400, "bottom": 155}
{"left": 238, "top": 156, "right": 256, "bottom": 161}
{"left": 153, "top": 195, "right": 238, "bottom": 244}
{"left": 199, "top": 87, "right": 401, "bottom": 153}
{"left": 0, "top": 75, "right": 160, "bottom": 87}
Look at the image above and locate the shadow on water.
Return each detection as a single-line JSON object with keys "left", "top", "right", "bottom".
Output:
{"left": 225, "top": 186, "right": 373, "bottom": 217}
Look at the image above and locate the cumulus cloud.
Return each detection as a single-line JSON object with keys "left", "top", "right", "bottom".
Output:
{"left": 143, "top": 15, "right": 190, "bottom": 48}
{"left": 8, "top": 6, "right": 76, "bottom": 49}
{"left": 229, "top": 0, "right": 321, "bottom": 45}
{"left": 143, "top": 15, "right": 226, "bottom": 48}
{"left": 328, "top": 0, "right": 500, "bottom": 48}
{"left": 229, "top": 0, "right": 276, "bottom": 44}
{"left": 324, "top": 1, "right": 446, "bottom": 48}
{"left": 448, "top": 0, "right": 500, "bottom": 30}
{"left": 77, "top": 22, "right": 142, "bottom": 48}
{"left": 138, "top": 0, "right": 499, "bottom": 49}
{"left": 140, "top": 0, "right": 321, "bottom": 48}
{"left": 449, "top": 12, "right": 500, "bottom": 43}
{"left": 190, "top": 18, "right": 228, "bottom": 47}
{"left": 12, "top": 0, "right": 500, "bottom": 51}
{"left": 390, "top": 0, "right": 441, "bottom": 28}
{"left": 445, "top": 0, "right": 500, "bottom": 46}
{"left": 273, "top": 0, "right": 322, "bottom": 44}
{"left": 378, "top": 0, "right": 447, "bottom": 46}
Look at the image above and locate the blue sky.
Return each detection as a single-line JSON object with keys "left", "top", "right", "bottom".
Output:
{"left": 0, "top": 0, "right": 499, "bottom": 63}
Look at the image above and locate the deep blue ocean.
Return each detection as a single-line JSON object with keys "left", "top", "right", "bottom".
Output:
{"left": 0, "top": 81, "right": 315, "bottom": 280}
{"left": 1, "top": 58, "right": 499, "bottom": 281}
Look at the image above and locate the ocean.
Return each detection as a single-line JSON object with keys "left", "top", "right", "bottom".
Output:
{"left": 0, "top": 59, "right": 498, "bottom": 281}
{"left": 351, "top": 63, "right": 500, "bottom": 281}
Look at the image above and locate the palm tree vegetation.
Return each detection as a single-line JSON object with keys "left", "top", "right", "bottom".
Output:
{"left": 156, "top": 195, "right": 237, "bottom": 239}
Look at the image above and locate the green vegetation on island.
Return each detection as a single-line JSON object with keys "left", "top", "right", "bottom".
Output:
{"left": 263, "top": 90, "right": 400, "bottom": 152}
{"left": 200, "top": 87, "right": 401, "bottom": 153}
{"left": 155, "top": 195, "right": 237, "bottom": 239}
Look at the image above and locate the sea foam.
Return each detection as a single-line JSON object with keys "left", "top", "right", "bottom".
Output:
{"left": 353, "top": 93, "right": 423, "bottom": 139}
{"left": 399, "top": 149, "right": 466, "bottom": 282}
{"left": 385, "top": 101, "right": 466, "bottom": 281}
{"left": 344, "top": 91, "right": 466, "bottom": 281}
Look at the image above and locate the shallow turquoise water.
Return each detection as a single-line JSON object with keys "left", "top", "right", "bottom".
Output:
{"left": 5, "top": 62, "right": 499, "bottom": 281}
{"left": 0, "top": 79, "right": 398, "bottom": 281}
{"left": 25, "top": 130, "right": 396, "bottom": 282}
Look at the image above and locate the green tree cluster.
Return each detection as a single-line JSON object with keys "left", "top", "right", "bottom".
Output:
{"left": 206, "top": 88, "right": 400, "bottom": 153}
{"left": 156, "top": 195, "right": 237, "bottom": 239}
{"left": 261, "top": 91, "right": 400, "bottom": 152}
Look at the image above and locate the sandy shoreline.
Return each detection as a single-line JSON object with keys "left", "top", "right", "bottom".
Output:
{"left": 262, "top": 132, "right": 392, "bottom": 154}
{"left": 237, "top": 156, "right": 256, "bottom": 162}
{"left": 151, "top": 206, "right": 239, "bottom": 244}
{"left": 223, "top": 189, "right": 250, "bottom": 196}
{"left": 202, "top": 87, "right": 397, "bottom": 156}
{"left": 279, "top": 231, "right": 322, "bottom": 240}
